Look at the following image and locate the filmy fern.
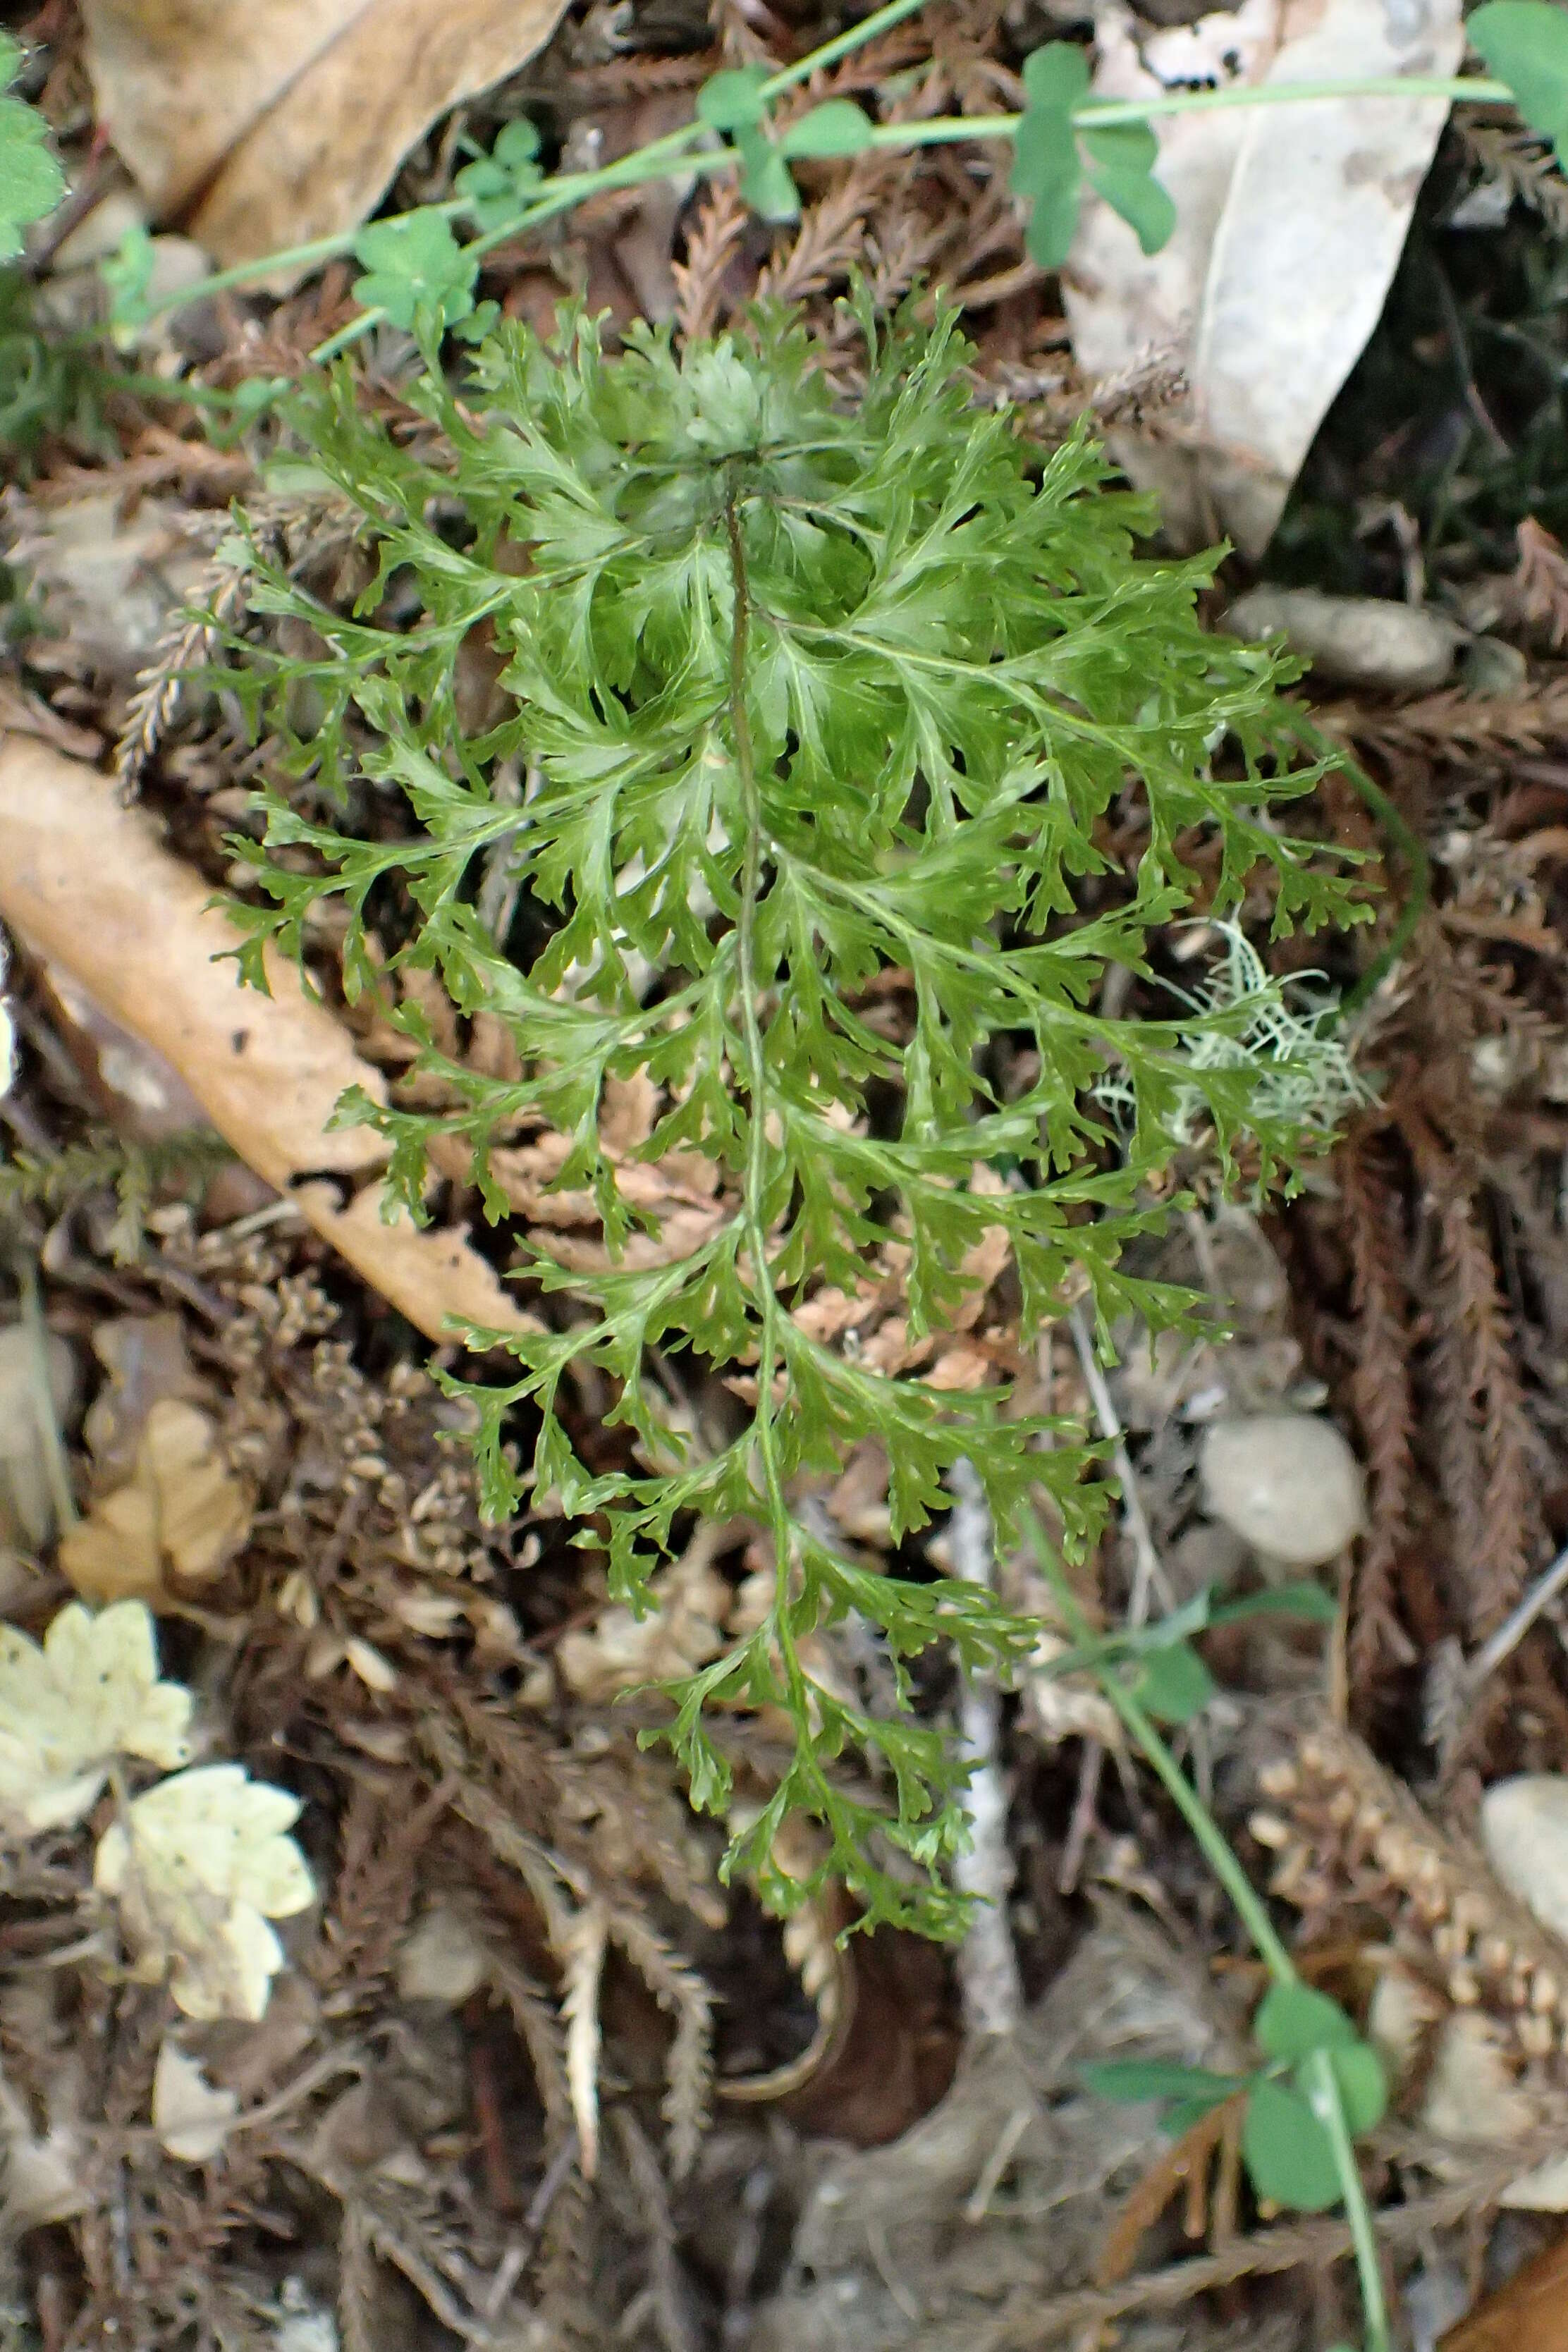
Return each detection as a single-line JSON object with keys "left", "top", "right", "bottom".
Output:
{"left": 219, "top": 298, "right": 1363, "bottom": 1932}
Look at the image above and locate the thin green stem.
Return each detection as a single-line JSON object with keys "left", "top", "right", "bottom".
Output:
{"left": 1077, "top": 71, "right": 1508, "bottom": 123}
{"left": 761, "top": 0, "right": 942, "bottom": 92}
{"left": 1024, "top": 1512, "right": 1297, "bottom": 1984}
{"left": 1306, "top": 2049, "right": 1392, "bottom": 2352}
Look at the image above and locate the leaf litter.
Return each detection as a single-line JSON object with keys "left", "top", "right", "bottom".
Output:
{"left": 4, "top": 0, "right": 1568, "bottom": 2345}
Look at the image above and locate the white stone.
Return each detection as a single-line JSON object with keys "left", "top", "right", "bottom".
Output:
{"left": 1198, "top": 1412, "right": 1364, "bottom": 1567}
{"left": 1224, "top": 588, "right": 1466, "bottom": 694}
{"left": 1481, "top": 1775, "right": 1568, "bottom": 1945}
{"left": 395, "top": 1905, "right": 489, "bottom": 2007}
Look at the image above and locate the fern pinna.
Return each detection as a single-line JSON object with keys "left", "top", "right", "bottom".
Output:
{"left": 221, "top": 299, "right": 1362, "bottom": 1933}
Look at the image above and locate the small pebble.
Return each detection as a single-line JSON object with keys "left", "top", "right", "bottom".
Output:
{"left": 1223, "top": 587, "right": 1466, "bottom": 693}
{"left": 1481, "top": 1775, "right": 1568, "bottom": 1944}
{"left": 1198, "top": 1411, "right": 1364, "bottom": 1567}
{"left": 395, "top": 1906, "right": 489, "bottom": 2007}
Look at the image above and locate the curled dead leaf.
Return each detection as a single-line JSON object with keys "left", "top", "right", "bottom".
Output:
{"left": 0, "top": 737, "right": 539, "bottom": 1348}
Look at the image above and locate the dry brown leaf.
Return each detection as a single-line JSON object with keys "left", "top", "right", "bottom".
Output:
{"left": 80, "top": 0, "right": 572, "bottom": 269}
{"left": 59, "top": 1397, "right": 252, "bottom": 1603}
{"left": 1439, "top": 2231, "right": 1568, "bottom": 2352}
{"left": 0, "top": 736, "right": 539, "bottom": 1348}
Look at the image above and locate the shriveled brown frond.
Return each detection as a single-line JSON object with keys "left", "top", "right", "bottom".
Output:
{"left": 1407, "top": 1122, "right": 1538, "bottom": 1641}
{"left": 613, "top": 2109, "right": 699, "bottom": 2352}
{"left": 606, "top": 1906, "right": 714, "bottom": 2181}
{"left": 1340, "top": 1129, "right": 1420, "bottom": 1696}
{"left": 1317, "top": 676, "right": 1568, "bottom": 766}
{"left": 484, "top": 1943, "right": 575, "bottom": 2148}
{"left": 1456, "top": 117, "right": 1568, "bottom": 235}
{"left": 308, "top": 1772, "right": 446, "bottom": 2002}
{"left": 1513, "top": 517, "right": 1568, "bottom": 649}
{"left": 672, "top": 180, "right": 750, "bottom": 344}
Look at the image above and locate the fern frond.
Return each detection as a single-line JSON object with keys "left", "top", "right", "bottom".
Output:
{"left": 221, "top": 298, "right": 1366, "bottom": 1934}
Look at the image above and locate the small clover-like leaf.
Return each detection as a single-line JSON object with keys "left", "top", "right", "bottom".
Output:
{"left": 778, "top": 99, "right": 875, "bottom": 158}
{"left": 735, "top": 123, "right": 801, "bottom": 221}
{"left": 696, "top": 66, "right": 771, "bottom": 132}
{"left": 1470, "top": 1, "right": 1568, "bottom": 166}
{"left": 1082, "top": 118, "right": 1176, "bottom": 254}
{"left": 1084, "top": 2060, "right": 1247, "bottom": 2107}
{"left": 1010, "top": 50, "right": 1086, "bottom": 267}
{"left": 1254, "top": 1982, "right": 1359, "bottom": 2060}
{"left": 455, "top": 116, "right": 544, "bottom": 231}
{"left": 1020, "top": 40, "right": 1092, "bottom": 109}
{"left": 1242, "top": 2078, "right": 1342, "bottom": 2211}
{"left": 0, "top": 35, "right": 65, "bottom": 262}
{"left": 1130, "top": 1637, "right": 1215, "bottom": 1723}
{"left": 1301, "top": 2042, "right": 1387, "bottom": 2138}
{"left": 351, "top": 212, "right": 479, "bottom": 331}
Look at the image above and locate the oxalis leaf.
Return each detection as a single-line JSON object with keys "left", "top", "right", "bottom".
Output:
{"left": 217, "top": 296, "right": 1366, "bottom": 1935}
{"left": 1011, "top": 46, "right": 1175, "bottom": 265}
{"left": 1469, "top": 1, "right": 1568, "bottom": 166}
{"left": 0, "top": 35, "right": 64, "bottom": 262}
{"left": 351, "top": 212, "right": 479, "bottom": 330}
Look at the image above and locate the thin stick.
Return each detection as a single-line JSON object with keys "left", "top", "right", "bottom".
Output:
{"left": 1466, "top": 1538, "right": 1568, "bottom": 1686}
{"left": 948, "top": 1456, "right": 1025, "bottom": 2037}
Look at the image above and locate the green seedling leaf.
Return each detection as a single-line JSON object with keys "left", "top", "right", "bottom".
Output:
{"left": 455, "top": 117, "right": 544, "bottom": 231}
{"left": 1207, "top": 1581, "right": 1339, "bottom": 1629}
{"left": 696, "top": 66, "right": 771, "bottom": 132}
{"left": 735, "top": 123, "right": 801, "bottom": 221}
{"left": 1302, "top": 2042, "right": 1386, "bottom": 2138}
{"left": 1254, "top": 1982, "right": 1359, "bottom": 2060}
{"left": 1021, "top": 40, "right": 1092, "bottom": 110}
{"left": 779, "top": 99, "right": 875, "bottom": 158}
{"left": 1242, "top": 2078, "right": 1342, "bottom": 2211}
{"left": 0, "top": 35, "right": 65, "bottom": 262}
{"left": 1130, "top": 1638, "right": 1215, "bottom": 1724}
{"left": 1081, "top": 119, "right": 1176, "bottom": 255}
{"left": 102, "top": 223, "right": 157, "bottom": 345}
{"left": 351, "top": 212, "right": 479, "bottom": 330}
{"left": 1084, "top": 2060, "right": 1247, "bottom": 2107}
{"left": 1010, "top": 45, "right": 1091, "bottom": 268}
{"left": 1469, "top": 1, "right": 1568, "bottom": 165}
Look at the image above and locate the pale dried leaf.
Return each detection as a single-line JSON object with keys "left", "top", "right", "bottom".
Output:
{"left": 60, "top": 1397, "right": 252, "bottom": 1604}
{"left": 0, "top": 2064, "right": 88, "bottom": 2229}
{"left": 152, "top": 2038, "right": 239, "bottom": 2162}
{"left": 0, "top": 737, "right": 540, "bottom": 1347}
{"left": 94, "top": 1761, "right": 314, "bottom": 2022}
{"left": 0, "top": 1597, "right": 192, "bottom": 1834}
{"left": 80, "top": 0, "right": 572, "bottom": 269}
{"left": 1065, "top": 0, "right": 1463, "bottom": 553}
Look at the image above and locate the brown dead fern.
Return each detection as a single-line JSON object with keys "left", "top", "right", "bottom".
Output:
{"left": 1340, "top": 1127, "right": 1421, "bottom": 1693}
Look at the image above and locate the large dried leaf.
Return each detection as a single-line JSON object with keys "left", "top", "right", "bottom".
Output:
{"left": 59, "top": 1397, "right": 252, "bottom": 1605}
{"left": 1065, "top": 0, "right": 1463, "bottom": 553}
{"left": 80, "top": 0, "right": 572, "bottom": 267}
{"left": 0, "top": 736, "right": 539, "bottom": 1347}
